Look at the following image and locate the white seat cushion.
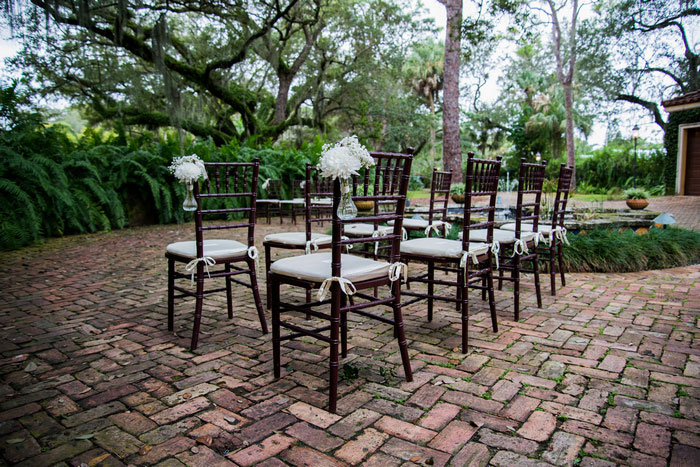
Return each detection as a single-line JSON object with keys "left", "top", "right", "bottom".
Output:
{"left": 270, "top": 252, "right": 390, "bottom": 283}
{"left": 279, "top": 198, "right": 305, "bottom": 205}
{"left": 263, "top": 232, "right": 331, "bottom": 246}
{"left": 500, "top": 222, "right": 556, "bottom": 236}
{"left": 311, "top": 197, "right": 332, "bottom": 205}
{"left": 257, "top": 199, "right": 280, "bottom": 204}
{"left": 166, "top": 239, "right": 247, "bottom": 260}
{"left": 344, "top": 223, "right": 393, "bottom": 237}
{"left": 388, "top": 218, "right": 429, "bottom": 229}
{"left": 459, "top": 228, "right": 537, "bottom": 243}
{"left": 400, "top": 238, "right": 489, "bottom": 259}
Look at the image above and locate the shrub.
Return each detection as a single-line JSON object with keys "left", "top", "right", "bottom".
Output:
{"left": 450, "top": 183, "right": 465, "bottom": 195}
{"left": 623, "top": 188, "right": 651, "bottom": 199}
{"left": 562, "top": 228, "right": 700, "bottom": 273}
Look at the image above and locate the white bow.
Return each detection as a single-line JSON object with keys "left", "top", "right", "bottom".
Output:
{"left": 389, "top": 262, "right": 408, "bottom": 282}
{"left": 424, "top": 221, "right": 452, "bottom": 237}
{"left": 318, "top": 276, "right": 357, "bottom": 301}
{"left": 554, "top": 226, "right": 570, "bottom": 245}
{"left": 262, "top": 178, "right": 271, "bottom": 190}
{"left": 305, "top": 238, "right": 321, "bottom": 255}
{"left": 459, "top": 249, "right": 480, "bottom": 284}
{"left": 490, "top": 241, "right": 500, "bottom": 270}
{"left": 247, "top": 246, "right": 259, "bottom": 269}
{"left": 402, "top": 227, "right": 408, "bottom": 241}
{"left": 300, "top": 180, "right": 306, "bottom": 189}
{"left": 512, "top": 238, "right": 529, "bottom": 256}
{"left": 185, "top": 256, "right": 216, "bottom": 285}
{"left": 372, "top": 229, "right": 388, "bottom": 256}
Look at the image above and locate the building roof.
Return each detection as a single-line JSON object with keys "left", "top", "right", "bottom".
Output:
{"left": 662, "top": 90, "right": 700, "bottom": 110}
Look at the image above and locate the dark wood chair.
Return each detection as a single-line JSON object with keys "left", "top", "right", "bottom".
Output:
{"left": 484, "top": 159, "right": 546, "bottom": 321}
{"left": 165, "top": 160, "right": 268, "bottom": 350}
{"left": 279, "top": 178, "right": 306, "bottom": 225}
{"left": 500, "top": 163, "right": 573, "bottom": 296}
{"left": 257, "top": 178, "right": 283, "bottom": 224}
{"left": 264, "top": 165, "right": 333, "bottom": 309}
{"left": 269, "top": 151, "right": 414, "bottom": 413}
{"left": 401, "top": 154, "right": 502, "bottom": 353}
{"left": 389, "top": 168, "right": 452, "bottom": 239}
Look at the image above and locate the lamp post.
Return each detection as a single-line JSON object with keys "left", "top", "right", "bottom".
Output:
{"left": 632, "top": 124, "right": 639, "bottom": 188}
{"left": 535, "top": 152, "right": 541, "bottom": 162}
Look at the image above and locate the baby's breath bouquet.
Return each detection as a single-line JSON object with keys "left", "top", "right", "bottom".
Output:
{"left": 319, "top": 136, "right": 374, "bottom": 220}
{"left": 169, "top": 155, "right": 208, "bottom": 211}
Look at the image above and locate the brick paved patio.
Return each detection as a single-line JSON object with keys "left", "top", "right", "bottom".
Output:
{"left": 1, "top": 221, "right": 699, "bottom": 466}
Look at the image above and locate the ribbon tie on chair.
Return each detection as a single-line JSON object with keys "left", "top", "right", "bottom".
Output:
{"left": 459, "top": 249, "right": 480, "bottom": 285}
{"left": 372, "top": 230, "right": 388, "bottom": 256}
{"left": 262, "top": 178, "right": 271, "bottom": 190}
{"left": 512, "top": 238, "right": 529, "bottom": 256}
{"left": 247, "top": 246, "right": 259, "bottom": 269}
{"left": 185, "top": 256, "right": 216, "bottom": 285}
{"left": 388, "top": 262, "right": 408, "bottom": 282}
{"left": 305, "top": 238, "right": 321, "bottom": 255}
{"left": 424, "top": 221, "right": 452, "bottom": 237}
{"left": 318, "top": 277, "right": 357, "bottom": 301}
{"left": 300, "top": 180, "right": 306, "bottom": 190}
{"left": 490, "top": 241, "right": 500, "bottom": 270}
{"left": 555, "top": 226, "right": 570, "bottom": 245}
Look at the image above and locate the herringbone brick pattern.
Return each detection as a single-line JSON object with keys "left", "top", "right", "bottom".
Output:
{"left": 0, "top": 221, "right": 699, "bottom": 466}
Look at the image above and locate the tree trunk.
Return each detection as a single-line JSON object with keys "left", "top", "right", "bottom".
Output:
{"left": 429, "top": 92, "right": 436, "bottom": 166}
{"left": 563, "top": 83, "right": 576, "bottom": 184}
{"left": 439, "top": 0, "right": 463, "bottom": 183}
{"left": 274, "top": 74, "right": 293, "bottom": 125}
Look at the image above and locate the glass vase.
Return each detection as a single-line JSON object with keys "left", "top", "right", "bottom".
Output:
{"left": 337, "top": 177, "right": 357, "bottom": 220}
{"left": 183, "top": 183, "right": 197, "bottom": 211}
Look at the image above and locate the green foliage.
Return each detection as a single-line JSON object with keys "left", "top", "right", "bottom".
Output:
{"left": 450, "top": 183, "right": 466, "bottom": 195}
{"left": 562, "top": 228, "right": 700, "bottom": 273}
{"left": 576, "top": 141, "right": 666, "bottom": 192}
{"left": 623, "top": 188, "right": 650, "bottom": 200}
{"left": 665, "top": 108, "right": 700, "bottom": 194}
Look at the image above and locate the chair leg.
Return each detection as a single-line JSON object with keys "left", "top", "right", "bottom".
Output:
{"left": 549, "top": 243, "right": 557, "bottom": 296}
{"left": 513, "top": 253, "right": 521, "bottom": 322}
{"left": 557, "top": 241, "right": 566, "bottom": 287}
{"left": 190, "top": 264, "right": 205, "bottom": 350}
{"left": 427, "top": 261, "right": 434, "bottom": 322}
{"left": 487, "top": 262, "right": 498, "bottom": 333}
{"left": 459, "top": 269, "right": 469, "bottom": 353}
{"left": 168, "top": 258, "right": 175, "bottom": 331}
{"left": 532, "top": 250, "right": 543, "bottom": 309}
{"left": 392, "top": 279, "right": 413, "bottom": 382}
{"left": 498, "top": 257, "right": 504, "bottom": 290}
{"left": 265, "top": 244, "right": 272, "bottom": 310}
{"left": 481, "top": 275, "right": 487, "bottom": 301}
{"left": 248, "top": 257, "right": 269, "bottom": 334}
{"left": 225, "top": 263, "right": 233, "bottom": 319}
{"left": 271, "top": 276, "right": 281, "bottom": 379}
{"left": 266, "top": 203, "right": 271, "bottom": 224}
{"left": 340, "top": 294, "right": 348, "bottom": 358}
{"left": 329, "top": 284, "right": 341, "bottom": 413}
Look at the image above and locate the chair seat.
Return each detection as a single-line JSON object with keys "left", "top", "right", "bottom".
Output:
{"left": 388, "top": 218, "right": 429, "bottom": 229}
{"left": 270, "top": 252, "right": 390, "bottom": 284}
{"left": 279, "top": 198, "right": 305, "bottom": 205}
{"left": 400, "top": 238, "right": 489, "bottom": 259}
{"left": 500, "top": 222, "right": 557, "bottom": 236}
{"left": 459, "top": 229, "right": 537, "bottom": 243}
{"left": 344, "top": 223, "right": 393, "bottom": 237}
{"left": 311, "top": 197, "right": 332, "bottom": 205}
{"left": 264, "top": 232, "right": 331, "bottom": 246}
{"left": 257, "top": 199, "right": 280, "bottom": 204}
{"left": 166, "top": 239, "right": 247, "bottom": 260}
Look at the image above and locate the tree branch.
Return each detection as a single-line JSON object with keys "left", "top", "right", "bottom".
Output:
{"left": 616, "top": 94, "right": 666, "bottom": 130}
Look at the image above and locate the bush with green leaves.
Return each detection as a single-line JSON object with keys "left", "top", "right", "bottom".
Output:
{"left": 623, "top": 188, "right": 651, "bottom": 200}
{"left": 450, "top": 183, "right": 466, "bottom": 195}
{"left": 576, "top": 142, "right": 666, "bottom": 192}
{"left": 563, "top": 227, "right": 700, "bottom": 273}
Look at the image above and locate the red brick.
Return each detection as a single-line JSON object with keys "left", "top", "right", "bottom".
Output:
{"left": 634, "top": 422, "right": 671, "bottom": 458}
{"left": 518, "top": 410, "right": 556, "bottom": 442}
{"left": 286, "top": 401, "right": 340, "bottom": 429}
{"left": 335, "top": 428, "right": 388, "bottom": 464}
{"left": 407, "top": 384, "right": 445, "bottom": 409}
{"left": 280, "top": 446, "right": 348, "bottom": 467}
{"left": 375, "top": 415, "right": 437, "bottom": 443}
{"left": 285, "top": 421, "right": 343, "bottom": 452}
{"left": 419, "top": 403, "right": 461, "bottom": 430}
{"left": 428, "top": 420, "right": 478, "bottom": 453}
{"left": 133, "top": 436, "right": 196, "bottom": 465}
{"left": 500, "top": 395, "right": 539, "bottom": 422}
{"left": 150, "top": 396, "right": 211, "bottom": 425}
{"left": 228, "top": 433, "right": 295, "bottom": 466}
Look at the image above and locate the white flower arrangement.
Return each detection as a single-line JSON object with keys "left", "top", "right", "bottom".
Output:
{"left": 319, "top": 135, "right": 374, "bottom": 180}
{"left": 168, "top": 155, "right": 208, "bottom": 184}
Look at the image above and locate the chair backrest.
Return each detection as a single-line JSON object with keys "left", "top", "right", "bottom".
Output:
{"left": 304, "top": 164, "right": 334, "bottom": 240}
{"left": 263, "top": 179, "right": 282, "bottom": 199}
{"left": 461, "top": 153, "right": 502, "bottom": 247}
{"left": 550, "top": 164, "right": 573, "bottom": 229}
{"left": 427, "top": 168, "right": 453, "bottom": 238}
{"left": 292, "top": 178, "right": 304, "bottom": 199}
{"left": 514, "top": 158, "right": 547, "bottom": 238}
{"left": 193, "top": 160, "right": 259, "bottom": 256}
{"left": 332, "top": 150, "right": 414, "bottom": 274}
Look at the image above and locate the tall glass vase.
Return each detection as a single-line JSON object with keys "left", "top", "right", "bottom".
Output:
{"left": 337, "top": 177, "right": 357, "bottom": 220}
{"left": 183, "top": 183, "right": 197, "bottom": 211}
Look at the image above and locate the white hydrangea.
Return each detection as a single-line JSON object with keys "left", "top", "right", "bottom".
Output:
{"left": 169, "top": 155, "right": 208, "bottom": 183}
{"left": 319, "top": 135, "right": 374, "bottom": 180}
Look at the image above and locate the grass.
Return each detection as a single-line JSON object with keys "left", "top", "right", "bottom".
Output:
{"left": 563, "top": 227, "right": 700, "bottom": 273}
{"left": 407, "top": 189, "right": 430, "bottom": 199}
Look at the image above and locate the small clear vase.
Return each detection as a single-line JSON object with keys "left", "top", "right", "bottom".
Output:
{"left": 183, "top": 183, "right": 197, "bottom": 211}
{"left": 337, "top": 178, "right": 357, "bottom": 220}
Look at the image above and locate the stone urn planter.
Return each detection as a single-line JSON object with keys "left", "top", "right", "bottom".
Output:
{"left": 626, "top": 198, "right": 649, "bottom": 210}
{"left": 451, "top": 194, "right": 465, "bottom": 204}
{"left": 354, "top": 200, "right": 374, "bottom": 212}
